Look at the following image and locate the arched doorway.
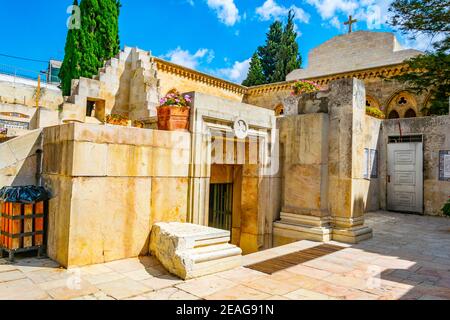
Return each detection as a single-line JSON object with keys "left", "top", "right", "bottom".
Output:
{"left": 388, "top": 110, "right": 400, "bottom": 119}
{"left": 404, "top": 108, "right": 417, "bottom": 118}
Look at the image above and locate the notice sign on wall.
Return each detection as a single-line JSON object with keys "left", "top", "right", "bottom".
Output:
{"left": 439, "top": 150, "right": 450, "bottom": 181}
{"left": 0, "top": 119, "right": 29, "bottom": 130}
{"left": 363, "top": 148, "right": 378, "bottom": 179}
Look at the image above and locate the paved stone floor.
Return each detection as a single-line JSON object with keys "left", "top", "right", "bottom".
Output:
{"left": 0, "top": 211, "right": 449, "bottom": 300}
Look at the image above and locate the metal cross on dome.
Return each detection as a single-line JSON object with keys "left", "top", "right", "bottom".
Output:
{"left": 344, "top": 15, "right": 358, "bottom": 33}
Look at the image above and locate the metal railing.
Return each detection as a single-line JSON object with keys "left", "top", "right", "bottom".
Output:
{"left": 0, "top": 64, "right": 50, "bottom": 84}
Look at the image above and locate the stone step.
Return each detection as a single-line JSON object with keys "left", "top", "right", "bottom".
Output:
{"left": 150, "top": 222, "right": 242, "bottom": 280}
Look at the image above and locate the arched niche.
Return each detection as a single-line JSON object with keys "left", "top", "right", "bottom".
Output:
{"left": 388, "top": 110, "right": 400, "bottom": 119}
{"left": 365, "top": 95, "right": 381, "bottom": 110}
{"left": 386, "top": 91, "right": 419, "bottom": 118}
{"left": 404, "top": 108, "right": 417, "bottom": 118}
{"left": 275, "top": 103, "right": 285, "bottom": 116}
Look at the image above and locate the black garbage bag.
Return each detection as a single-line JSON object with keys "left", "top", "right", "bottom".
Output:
{"left": 0, "top": 186, "right": 49, "bottom": 204}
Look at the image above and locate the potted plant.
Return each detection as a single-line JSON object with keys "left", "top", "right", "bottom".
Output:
{"left": 157, "top": 89, "right": 191, "bottom": 132}
{"left": 291, "top": 80, "right": 323, "bottom": 96}
{"left": 106, "top": 114, "right": 129, "bottom": 127}
{"left": 132, "top": 120, "right": 145, "bottom": 128}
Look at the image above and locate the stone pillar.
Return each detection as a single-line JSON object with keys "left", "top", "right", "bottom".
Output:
{"left": 273, "top": 78, "right": 372, "bottom": 245}
{"left": 273, "top": 112, "right": 332, "bottom": 245}
{"left": 328, "top": 78, "right": 373, "bottom": 243}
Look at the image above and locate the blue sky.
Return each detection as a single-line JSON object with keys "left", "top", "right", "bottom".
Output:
{"left": 0, "top": 0, "right": 433, "bottom": 84}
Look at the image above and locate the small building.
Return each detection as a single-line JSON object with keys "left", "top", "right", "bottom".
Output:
{"left": 47, "top": 60, "right": 62, "bottom": 85}
{"left": 1, "top": 31, "right": 449, "bottom": 269}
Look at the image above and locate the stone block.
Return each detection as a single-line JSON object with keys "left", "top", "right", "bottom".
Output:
{"left": 151, "top": 177, "right": 189, "bottom": 224}
{"left": 72, "top": 142, "right": 107, "bottom": 176}
{"left": 283, "top": 164, "right": 326, "bottom": 212}
{"left": 240, "top": 177, "right": 259, "bottom": 235}
{"left": 43, "top": 175, "right": 72, "bottom": 267}
{"left": 152, "top": 147, "right": 190, "bottom": 177}
{"left": 65, "top": 177, "right": 152, "bottom": 267}
{"left": 149, "top": 222, "right": 242, "bottom": 280}
{"left": 6, "top": 129, "right": 42, "bottom": 162}
{"left": 107, "top": 144, "right": 152, "bottom": 177}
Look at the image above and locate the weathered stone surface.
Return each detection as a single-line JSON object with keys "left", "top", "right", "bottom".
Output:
{"left": 150, "top": 222, "right": 242, "bottom": 280}
{"left": 381, "top": 116, "right": 450, "bottom": 216}
{"left": 287, "top": 31, "right": 421, "bottom": 81}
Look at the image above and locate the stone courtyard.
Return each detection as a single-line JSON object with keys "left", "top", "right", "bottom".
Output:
{"left": 1, "top": 211, "right": 449, "bottom": 300}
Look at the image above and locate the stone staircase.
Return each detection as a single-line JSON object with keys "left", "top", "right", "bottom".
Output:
{"left": 60, "top": 47, "right": 160, "bottom": 124}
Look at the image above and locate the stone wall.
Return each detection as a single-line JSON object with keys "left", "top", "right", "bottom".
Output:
{"left": 363, "top": 115, "right": 383, "bottom": 212}
{"left": 380, "top": 116, "right": 450, "bottom": 216}
{"left": 154, "top": 59, "right": 245, "bottom": 103}
{"left": 0, "top": 75, "right": 63, "bottom": 110}
{"left": 0, "top": 129, "right": 42, "bottom": 188}
{"left": 244, "top": 78, "right": 429, "bottom": 119}
{"left": 41, "top": 123, "right": 190, "bottom": 267}
{"left": 286, "top": 31, "right": 421, "bottom": 80}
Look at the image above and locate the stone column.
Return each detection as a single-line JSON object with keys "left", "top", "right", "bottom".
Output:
{"left": 273, "top": 112, "right": 332, "bottom": 245}
{"left": 273, "top": 78, "right": 373, "bottom": 245}
{"left": 328, "top": 78, "right": 373, "bottom": 243}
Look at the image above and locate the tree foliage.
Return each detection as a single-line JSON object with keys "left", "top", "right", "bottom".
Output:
{"left": 244, "top": 10, "right": 302, "bottom": 86}
{"left": 272, "top": 10, "right": 302, "bottom": 83}
{"left": 242, "top": 52, "right": 265, "bottom": 86}
{"left": 59, "top": 0, "right": 81, "bottom": 96}
{"left": 257, "top": 21, "right": 283, "bottom": 83}
{"left": 60, "top": 0, "right": 121, "bottom": 96}
{"left": 389, "top": 0, "right": 450, "bottom": 115}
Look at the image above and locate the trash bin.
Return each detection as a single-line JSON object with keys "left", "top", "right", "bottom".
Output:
{"left": 0, "top": 186, "right": 49, "bottom": 261}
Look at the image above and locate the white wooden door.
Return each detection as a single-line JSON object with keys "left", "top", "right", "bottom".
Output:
{"left": 387, "top": 142, "right": 423, "bottom": 213}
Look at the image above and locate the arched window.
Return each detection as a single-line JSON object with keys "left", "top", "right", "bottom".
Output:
{"left": 387, "top": 91, "right": 418, "bottom": 119}
{"left": 388, "top": 110, "right": 400, "bottom": 119}
{"left": 398, "top": 97, "right": 408, "bottom": 105}
{"left": 275, "top": 104, "right": 285, "bottom": 116}
{"left": 404, "top": 108, "right": 417, "bottom": 118}
{"left": 366, "top": 95, "right": 381, "bottom": 110}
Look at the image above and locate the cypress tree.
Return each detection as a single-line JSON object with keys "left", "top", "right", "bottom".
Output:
{"left": 96, "top": 0, "right": 121, "bottom": 64}
{"left": 78, "top": 0, "right": 102, "bottom": 78}
{"left": 60, "top": 0, "right": 81, "bottom": 96}
{"left": 60, "top": 0, "right": 121, "bottom": 96}
{"left": 272, "top": 10, "right": 302, "bottom": 83}
{"left": 242, "top": 52, "right": 265, "bottom": 87}
{"left": 258, "top": 21, "right": 283, "bottom": 83}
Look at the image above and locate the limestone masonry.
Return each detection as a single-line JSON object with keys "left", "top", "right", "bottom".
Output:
{"left": 0, "top": 30, "right": 448, "bottom": 273}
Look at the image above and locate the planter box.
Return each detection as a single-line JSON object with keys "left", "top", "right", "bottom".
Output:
{"left": 157, "top": 106, "right": 190, "bottom": 132}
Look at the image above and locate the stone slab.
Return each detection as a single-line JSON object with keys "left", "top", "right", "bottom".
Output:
{"left": 150, "top": 222, "right": 242, "bottom": 280}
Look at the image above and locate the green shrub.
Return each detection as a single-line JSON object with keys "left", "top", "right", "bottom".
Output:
{"left": 366, "top": 107, "right": 386, "bottom": 119}
{"left": 442, "top": 197, "right": 450, "bottom": 217}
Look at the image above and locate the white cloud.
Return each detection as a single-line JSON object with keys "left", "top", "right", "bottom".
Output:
{"left": 305, "top": 0, "right": 359, "bottom": 19}
{"left": 215, "top": 58, "right": 251, "bottom": 83}
{"left": 186, "top": 0, "right": 194, "bottom": 6}
{"left": 256, "top": 0, "right": 310, "bottom": 24}
{"left": 329, "top": 16, "right": 343, "bottom": 30}
{"left": 163, "top": 47, "right": 215, "bottom": 69}
{"left": 206, "top": 0, "right": 241, "bottom": 26}
{"left": 399, "top": 32, "right": 446, "bottom": 52}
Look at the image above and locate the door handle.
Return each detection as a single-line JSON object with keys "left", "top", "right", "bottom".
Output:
{"left": 387, "top": 175, "right": 391, "bottom": 183}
